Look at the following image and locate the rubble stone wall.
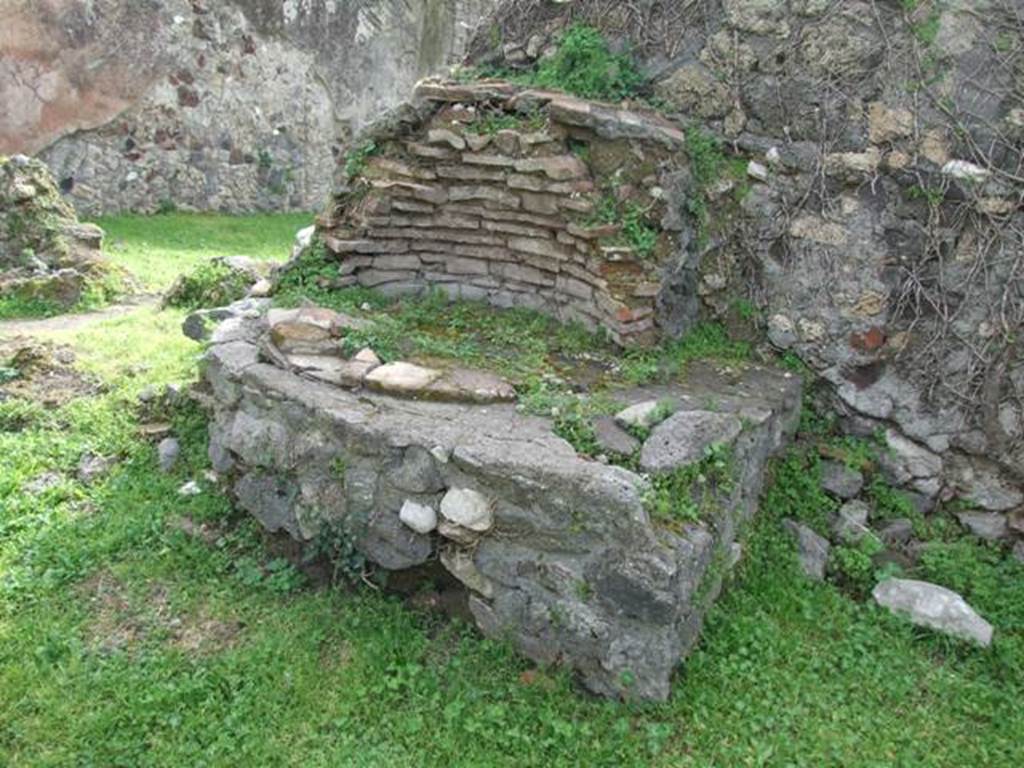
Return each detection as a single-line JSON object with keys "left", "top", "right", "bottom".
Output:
{"left": 469, "top": 0, "right": 1024, "bottom": 542}
{"left": 201, "top": 308, "right": 801, "bottom": 700}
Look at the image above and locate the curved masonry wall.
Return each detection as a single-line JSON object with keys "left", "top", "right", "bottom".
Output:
{"left": 319, "top": 81, "right": 689, "bottom": 345}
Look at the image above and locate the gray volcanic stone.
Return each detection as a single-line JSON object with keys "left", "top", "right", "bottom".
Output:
{"left": 878, "top": 518, "right": 915, "bottom": 546}
{"left": 832, "top": 500, "right": 872, "bottom": 544}
{"left": 956, "top": 511, "right": 1008, "bottom": 542}
{"left": 594, "top": 416, "right": 641, "bottom": 456}
{"left": 362, "top": 508, "right": 432, "bottom": 570}
{"left": 782, "top": 519, "right": 830, "bottom": 581}
{"left": 640, "top": 411, "right": 743, "bottom": 472}
{"left": 873, "top": 578, "right": 993, "bottom": 647}
{"left": 157, "top": 438, "right": 180, "bottom": 473}
{"left": 199, "top": 312, "right": 801, "bottom": 701}
{"left": 820, "top": 460, "right": 864, "bottom": 499}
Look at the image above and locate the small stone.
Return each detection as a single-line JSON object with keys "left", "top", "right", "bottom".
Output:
{"left": 867, "top": 102, "right": 914, "bottom": 144}
{"left": 873, "top": 578, "right": 993, "bottom": 647}
{"left": 639, "top": 411, "right": 743, "bottom": 473}
{"left": 427, "top": 128, "right": 467, "bottom": 150}
{"left": 614, "top": 400, "right": 664, "bottom": 430}
{"left": 942, "top": 160, "right": 990, "bottom": 184}
{"left": 440, "top": 488, "right": 493, "bottom": 533}
{"left": 139, "top": 422, "right": 173, "bottom": 439}
{"left": 353, "top": 348, "right": 381, "bottom": 365}
{"left": 249, "top": 278, "right": 272, "bottom": 298}
{"left": 747, "top": 160, "right": 769, "bottom": 182}
{"left": 399, "top": 500, "right": 438, "bottom": 535}
{"left": 878, "top": 518, "right": 914, "bottom": 546}
{"left": 364, "top": 362, "right": 442, "bottom": 396}
{"left": 292, "top": 225, "right": 315, "bottom": 259}
{"left": 820, "top": 460, "right": 864, "bottom": 499}
{"left": 782, "top": 519, "right": 830, "bottom": 581}
{"left": 832, "top": 500, "right": 871, "bottom": 543}
{"left": 158, "top": 438, "right": 181, "bottom": 473}
{"left": 593, "top": 417, "right": 641, "bottom": 456}
{"left": 956, "top": 511, "right": 1008, "bottom": 542}
{"left": 77, "top": 454, "right": 115, "bottom": 484}
{"left": 465, "top": 133, "right": 491, "bottom": 152}
{"left": 513, "top": 155, "right": 588, "bottom": 181}
{"left": 178, "top": 480, "right": 202, "bottom": 496}
{"left": 425, "top": 368, "right": 516, "bottom": 404}
{"left": 440, "top": 546, "right": 494, "bottom": 598}
{"left": 1013, "top": 541, "right": 1024, "bottom": 564}
{"left": 287, "top": 354, "right": 376, "bottom": 387}
{"left": 767, "top": 314, "right": 798, "bottom": 349}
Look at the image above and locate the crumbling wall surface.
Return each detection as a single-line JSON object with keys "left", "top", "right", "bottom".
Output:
{"left": 201, "top": 309, "right": 801, "bottom": 700}
{"left": 471, "top": 0, "right": 1024, "bottom": 536}
{"left": 0, "top": 0, "right": 497, "bottom": 214}
{"left": 0, "top": 155, "right": 115, "bottom": 310}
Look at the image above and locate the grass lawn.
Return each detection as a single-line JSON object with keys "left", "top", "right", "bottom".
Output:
{"left": 94, "top": 212, "right": 312, "bottom": 291}
{"left": 1, "top": 215, "right": 1021, "bottom": 766}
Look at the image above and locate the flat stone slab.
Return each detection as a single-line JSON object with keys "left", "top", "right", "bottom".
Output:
{"left": 286, "top": 354, "right": 379, "bottom": 387}
{"left": 639, "top": 411, "right": 744, "bottom": 472}
{"left": 200, "top": 312, "right": 801, "bottom": 701}
{"left": 873, "top": 578, "right": 993, "bottom": 646}
{"left": 365, "top": 361, "right": 442, "bottom": 394}
{"left": 594, "top": 416, "right": 641, "bottom": 456}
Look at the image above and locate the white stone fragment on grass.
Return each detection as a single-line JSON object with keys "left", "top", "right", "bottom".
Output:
{"left": 178, "top": 480, "right": 202, "bottom": 497}
{"left": 614, "top": 400, "right": 662, "bottom": 430}
{"left": 364, "top": 361, "right": 442, "bottom": 395}
{"left": 872, "top": 578, "right": 993, "bottom": 647}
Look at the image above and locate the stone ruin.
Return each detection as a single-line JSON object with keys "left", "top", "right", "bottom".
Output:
{"left": 194, "top": 47, "right": 1024, "bottom": 692}
{"left": 0, "top": 155, "right": 117, "bottom": 311}
{"left": 468, "top": 0, "right": 1024, "bottom": 555}
{"left": 200, "top": 303, "right": 799, "bottom": 701}
{"left": 193, "top": 81, "right": 809, "bottom": 699}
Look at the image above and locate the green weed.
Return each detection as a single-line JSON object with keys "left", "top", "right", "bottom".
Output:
{"left": 531, "top": 24, "right": 645, "bottom": 102}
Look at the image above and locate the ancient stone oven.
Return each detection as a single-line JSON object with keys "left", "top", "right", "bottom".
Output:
{"left": 314, "top": 79, "right": 695, "bottom": 346}
{"left": 199, "top": 80, "right": 803, "bottom": 701}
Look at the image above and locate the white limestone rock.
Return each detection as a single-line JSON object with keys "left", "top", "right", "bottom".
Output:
{"left": 872, "top": 578, "right": 993, "bottom": 646}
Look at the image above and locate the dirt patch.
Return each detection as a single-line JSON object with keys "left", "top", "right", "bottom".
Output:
{"left": 0, "top": 336, "right": 101, "bottom": 408}
{"left": 77, "top": 571, "right": 242, "bottom": 657}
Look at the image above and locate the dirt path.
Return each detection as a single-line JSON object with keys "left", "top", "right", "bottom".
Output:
{"left": 0, "top": 295, "right": 160, "bottom": 338}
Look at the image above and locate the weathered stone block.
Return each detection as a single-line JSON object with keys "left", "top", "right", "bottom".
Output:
{"left": 462, "top": 153, "right": 517, "bottom": 167}
{"left": 449, "top": 185, "right": 521, "bottom": 208}
{"left": 514, "top": 155, "right": 589, "bottom": 180}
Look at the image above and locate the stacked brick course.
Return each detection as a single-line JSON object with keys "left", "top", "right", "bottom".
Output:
{"left": 318, "top": 81, "right": 686, "bottom": 345}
